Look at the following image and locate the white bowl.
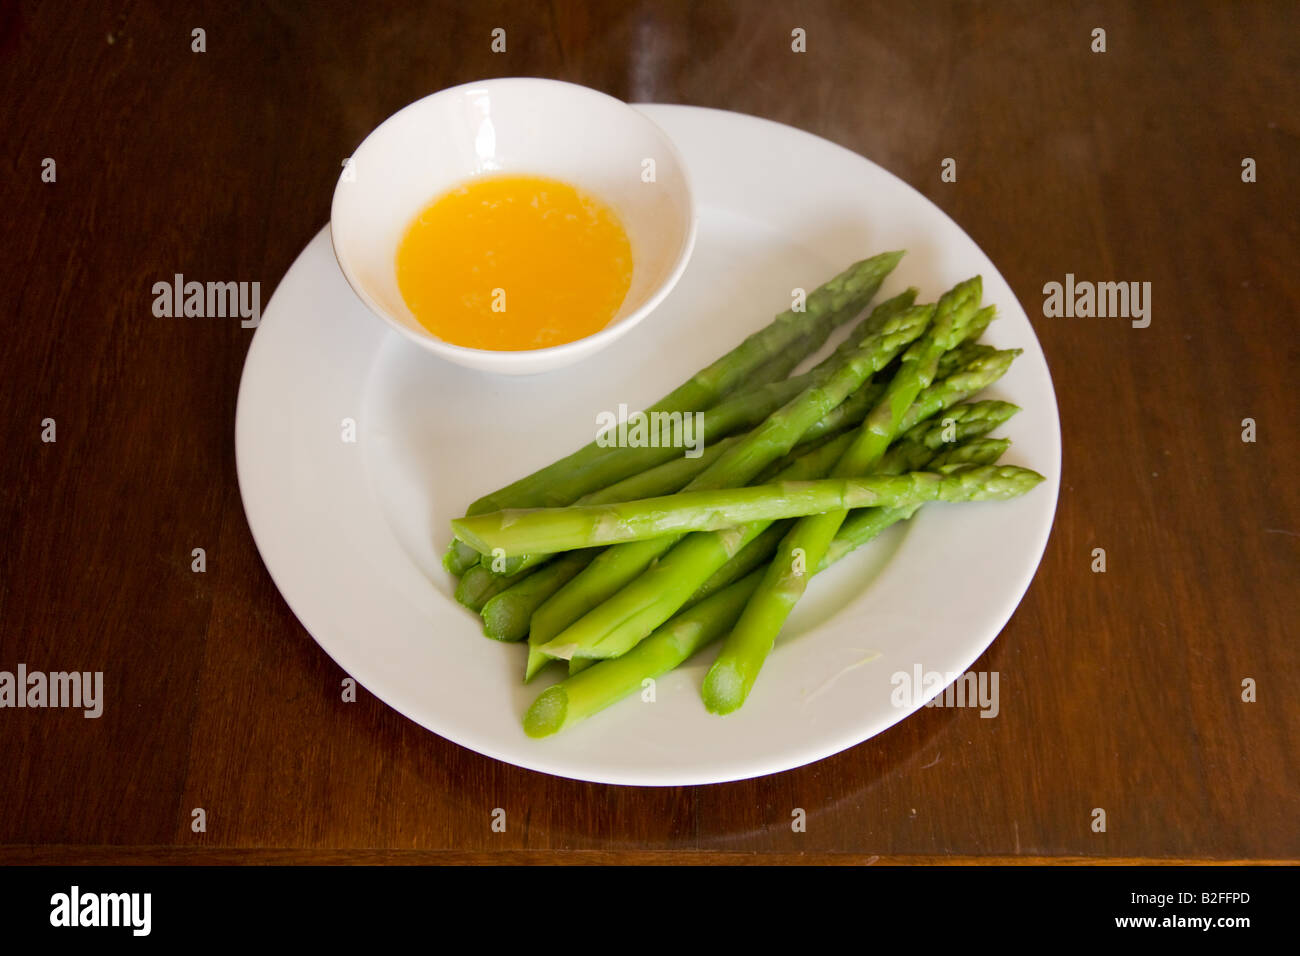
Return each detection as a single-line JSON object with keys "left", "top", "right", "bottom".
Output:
{"left": 330, "top": 78, "right": 697, "bottom": 375}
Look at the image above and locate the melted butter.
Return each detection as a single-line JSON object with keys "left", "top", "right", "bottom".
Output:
{"left": 395, "top": 174, "right": 633, "bottom": 351}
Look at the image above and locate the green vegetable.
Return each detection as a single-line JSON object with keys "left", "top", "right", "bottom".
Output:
{"left": 483, "top": 433, "right": 744, "bottom": 577}
{"left": 480, "top": 550, "right": 597, "bottom": 642}
{"left": 703, "top": 277, "right": 983, "bottom": 714}
{"left": 901, "top": 347, "right": 1021, "bottom": 433}
{"left": 533, "top": 333, "right": 1022, "bottom": 667}
{"left": 523, "top": 442, "right": 1028, "bottom": 736}
{"left": 454, "top": 465, "right": 1039, "bottom": 557}
{"left": 454, "top": 564, "right": 535, "bottom": 613}
{"left": 525, "top": 299, "right": 932, "bottom": 657}
{"left": 689, "top": 402, "right": 1019, "bottom": 593}
{"left": 518, "top": 433, "right": 859, "bottom": 680}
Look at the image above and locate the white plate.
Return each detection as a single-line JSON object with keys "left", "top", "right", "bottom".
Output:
{"left": 236, "top": 104, "right": 1061, "bottom": 786}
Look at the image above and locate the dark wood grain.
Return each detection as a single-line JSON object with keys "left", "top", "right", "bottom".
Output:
{"left": 0, "top": 847, "right": 1288, "bottom": 866}
{"left": 1, "top": 0, "right": 1296, "bottom": 862}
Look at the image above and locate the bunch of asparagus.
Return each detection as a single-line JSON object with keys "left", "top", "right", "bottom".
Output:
{"left": 443, "top": 252, "right": 1044, "bottom": 735}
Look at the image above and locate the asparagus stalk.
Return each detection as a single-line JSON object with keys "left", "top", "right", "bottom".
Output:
{"left": 517, "top": 427, "right": 862, "bottom": 677}
{"left": 703, "top": 278, "right": 983, "bottom": 714}
{"left": 533, "top": 341, "right": 1022, "bottom": 666}
{"left": 533, "top": 343, "right": 1019, "bottom": 665}
{"left": 687, "top": 402, "right": 1019, "bottom": 599}
{"left": 455, "top": 465, "right": 1038, "bottom": 556}
{"left": 525, "top": 299, "right": 933, "bottom": 654}
{"left": 481, "top": 550, "right": 597, "bottom": 642}
{"left": 454, "top": 564, "right": 536, "bottom": 613}
{"left": 523, "top": 428, "right": 862, "bottom": 677}
{"left": 486, "top": 399, "right": 1019, "bottom": 573}
{"left": 567, "top": 401, "right": 1016, "bottom": 625}
{"left": 488, "top": 372, "right": 888, "bottom": 578}
{"left": 469, "top": 338, "right": 1001, "bottom": 580}
{"left": 467, "top": 440, "right": 738, "bottom": 607}
{"left": 523, "top": 446, "right": 1031, "bottom": 737}
{"left": 444, "top": 374, "right": 789, "bottom": 577}
{"left": 511, "top": 373, "right": 886, "bottom": 678}
{"left": 517, "top": 346, "right": 1011, "bottom": 667}
{"left": 533, "top": 460, "right": 1040, "bottom": 660}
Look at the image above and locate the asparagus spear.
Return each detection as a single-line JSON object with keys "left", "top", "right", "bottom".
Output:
{"left": 487, "top": 369, "right": 889, "bottom": 578}
{"left": 465, "top": 442, "right": 743, "bottom": 606}
{"left": 703, "top": 278, "right": 983, "bottom": 714}
{"left": 533, "top": 288, "right": 1004, "bottom": 666}
{"left": 471, "top": 439, "right": 743, "bottom": 622}
{"left": 510, "top": 381, "right": 877, "bottom": 677}
{"left": 455, "top": 465, "right": 1038, "bottom": 557}
{"left": 686, "top": 402, "right": 1019, "bottom": 600}
{"left": 516, "top": 400, "right": 875, "bottom": 676}
{"left": 523, "top": 447, "right": 1032, "bottom": 737}
{"left": 534, "top": 459, "right": 1038, "bottom": 667}
{"left": 472, "top": 398, "right": 1019, "bottom": 570}
{"left": 525, "top": 300, "right": 934, "bottom": 656}
{"left": 480, "top": 340, "right": 1010, "bottom": 583}
{"left": 561, "top": 401, "right": 1016, "bottom": 656}
{"left": 464, "top": 438, "right": 741, "bottom": 614}
{"left": 522, "top": 428, "right": 863, "bottom": 677}
{"left": 519, "top": 345, "right": 1013, "bottom": 673}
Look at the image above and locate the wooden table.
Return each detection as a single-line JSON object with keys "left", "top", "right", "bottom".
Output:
{"left": 2, "top": 0, "right": 1295, "bottom": 865}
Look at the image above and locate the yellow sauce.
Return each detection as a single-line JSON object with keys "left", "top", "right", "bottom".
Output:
{"left": 395, "top": 174, "right": 633, "bottom": 351}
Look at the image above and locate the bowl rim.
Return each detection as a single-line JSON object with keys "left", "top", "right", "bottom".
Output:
{"left": 328, "top": 76, "right": 698, "bottom": 366}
